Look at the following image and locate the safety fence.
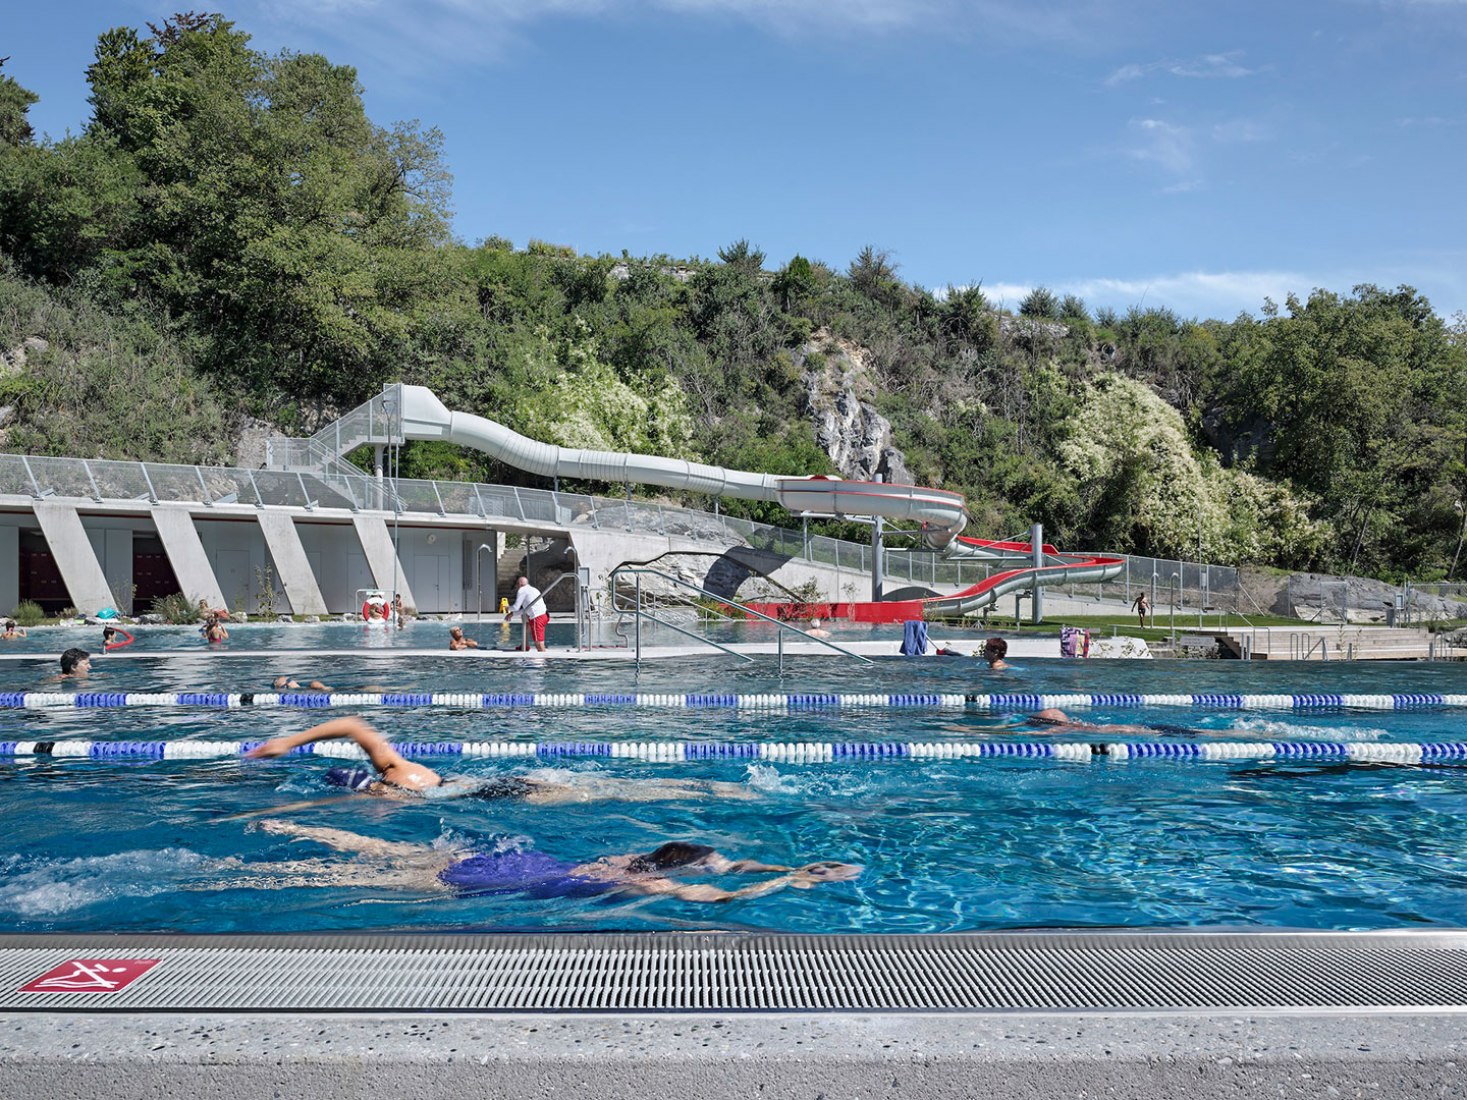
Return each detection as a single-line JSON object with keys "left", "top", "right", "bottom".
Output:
{"left": 0, "top": 451, "right": 993, "bottom": 593}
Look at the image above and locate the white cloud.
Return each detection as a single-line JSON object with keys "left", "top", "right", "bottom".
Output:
{"left": 1398, "top": 115, "right": 1464, "bottom": 126}
{"left": 258, "top": 0, "right": 939, "bottom": 41}
{"left": 246, "top": 0, "right": 1134, "bottom": 70}
{"left": 1128, "top": 118, "right": 1195, "bottom": 175}
{"left": 968, "top": 264, "right": 1465, "bottom": 322}
{"left": 1211, "top": 118, "right": 1270, "bottom": 142}
{"left": 974, "top": 271, "right": 1325, "bottom": 321}
{"left": 1105, "top": 50, "right": 1254, "bottom": 86}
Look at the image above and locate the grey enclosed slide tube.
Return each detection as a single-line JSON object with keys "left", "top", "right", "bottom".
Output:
{"left": 394, "top": 385, "right": 967, "bottom": 548}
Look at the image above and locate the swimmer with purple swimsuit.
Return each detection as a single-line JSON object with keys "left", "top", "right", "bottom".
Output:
{"left": 239, "top": 820, "right": 861, "bottom": 903}
{"left": 245, "top": 716, "right": 758, "bottom": 805}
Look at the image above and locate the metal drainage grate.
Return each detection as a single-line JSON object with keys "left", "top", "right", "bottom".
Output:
{"left": 3, "top": 931, "right": 1466, "bottom": 1014}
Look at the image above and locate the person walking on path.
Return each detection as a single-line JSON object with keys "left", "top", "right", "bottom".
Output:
{"left": 505, "top": 575, "right": 549, "bottom": 652}
{"left": 1132, "top": 591, "right": 1150, "bottom": 627}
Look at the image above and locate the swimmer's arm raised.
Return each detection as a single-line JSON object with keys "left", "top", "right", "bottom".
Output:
{"left": 245, "top": 716, "right": 406, "bottom": 773}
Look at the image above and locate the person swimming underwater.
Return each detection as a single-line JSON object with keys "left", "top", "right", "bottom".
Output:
{"left": 244, "top": 716, "right": 758, "bottom": 804}
{"left": 1022, "top": 708, "right": 1201, "bottom": 736}
{"left": 236, "top": 818, "right": 860, "bottom": 904}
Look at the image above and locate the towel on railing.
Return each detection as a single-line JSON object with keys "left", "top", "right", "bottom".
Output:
{"left": 900, "top": 620, "right": 929, "bottom": 656}
{"left": 1060, "top": 626, "right": 1091, "bottom": 658}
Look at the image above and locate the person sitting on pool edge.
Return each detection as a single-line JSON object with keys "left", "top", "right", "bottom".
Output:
{"left": 448, "top": 626, "right": 479, "bottom": 651}
{"left": 244, "top": 716, "right": 759, "bottom": 803}
{"left": 240, "top": 818, "right": 861, "bottom": 904}
{"left": 981, "top": 637, "right": 1010, "bottom": 669}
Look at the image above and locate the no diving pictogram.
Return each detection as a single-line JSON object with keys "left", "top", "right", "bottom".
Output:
{"left": 20, "top": 958, "right": 160, "bottom": 993}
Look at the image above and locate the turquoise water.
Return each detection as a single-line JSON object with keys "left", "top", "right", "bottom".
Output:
{"left": 3, "top": 630, "right": 1467, "bottom": 935}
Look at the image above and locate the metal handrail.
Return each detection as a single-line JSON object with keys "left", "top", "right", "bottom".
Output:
{"left": 609, "top": 566, "right": 873, "bottom": 670}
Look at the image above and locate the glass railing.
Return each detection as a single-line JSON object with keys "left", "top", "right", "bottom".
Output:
{"left": 0, "top": 451, "right": 1130, "bottom": 593}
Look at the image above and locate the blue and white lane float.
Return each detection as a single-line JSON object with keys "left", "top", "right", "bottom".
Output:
{"left": 0, "top": 739, "right": 1462, "bottom": 765}
{"left": 1, "top": 691, "right": 1464, "bottom": 711}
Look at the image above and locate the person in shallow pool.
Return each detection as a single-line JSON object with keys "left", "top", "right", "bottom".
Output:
{"left": 448, "top": 626, "right": 479, "bottom": 651}
{"left": 272, "top": 676, "right": 332, "bottom": 691}
{"left": 59, "top": 647, "right": 92, "bottom": 677}
{"left": 235, "top": 819, "right": 861, "bottom": 903}
{"left": 981, "top": 637, "right": 1011, "bottom": 669}
{"left": 102, "top": 625, "right": 134, "bottom": 651}
{"left": 244, "top": 716, "right": 759, "bottom": 803}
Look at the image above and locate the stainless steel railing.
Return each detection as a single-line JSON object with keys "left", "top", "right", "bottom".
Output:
{"left": 608, "top": 566, "right": 873, "bottom": 670}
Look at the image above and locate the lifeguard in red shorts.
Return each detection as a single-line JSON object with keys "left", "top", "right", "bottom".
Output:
{"left": 504, "top": 575, "right": 549, "bottom": 652}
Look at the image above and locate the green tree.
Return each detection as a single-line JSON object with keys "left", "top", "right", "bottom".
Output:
{"left": 0, "top": 61, "right": 39, "bottom": 147}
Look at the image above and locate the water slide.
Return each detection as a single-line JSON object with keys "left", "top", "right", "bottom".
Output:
{"left": 322, "top": 385, "right": 1122, "bottom": 618}
{"left": 392, "top": 385, "right": 969, "bottom": 548}
{"left": 743, "top": 537, "right": 1125, "bottom": 623}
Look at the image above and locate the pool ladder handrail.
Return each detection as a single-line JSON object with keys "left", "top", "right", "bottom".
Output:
{"left": 608, "top": 566, "right": 874, "bottom": 670}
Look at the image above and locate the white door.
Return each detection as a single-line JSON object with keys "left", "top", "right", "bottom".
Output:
{"left": 214, "top": 549, "right": 251, "bottom": 613}
{"left": 413, "top": 554, "right": 449, "bottom": 613}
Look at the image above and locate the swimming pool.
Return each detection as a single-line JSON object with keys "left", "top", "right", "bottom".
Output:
{"left": 3, "top": 645, "right": 1466, "bottom": 936}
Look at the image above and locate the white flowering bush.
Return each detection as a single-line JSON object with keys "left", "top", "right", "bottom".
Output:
{"left": 1059, "top": 374, "right": 1324, "bottom": 565}
{"left": 510, "top": 320, "right": 698, "bottom": 458}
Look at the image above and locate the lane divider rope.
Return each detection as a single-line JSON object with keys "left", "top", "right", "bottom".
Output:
{"left": 0, "top": 691, "right": 1463, "bottom": 711}
{"left": 0, "top": 739, "right": 1461, "bottom": 765}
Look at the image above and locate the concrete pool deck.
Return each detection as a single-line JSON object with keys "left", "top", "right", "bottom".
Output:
{"left": 0, "top": 635, "right": 1152, "bottom": 661}
{"left": 6, "top": 1009, "right": 1466, "bottom": 1099}
{"left": 2, "top": 930, "right": 1465, "bottom": 1098}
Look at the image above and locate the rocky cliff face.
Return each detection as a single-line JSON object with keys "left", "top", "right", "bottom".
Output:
{"left": 797, "top": 332, "right": 913, "bottom": 485}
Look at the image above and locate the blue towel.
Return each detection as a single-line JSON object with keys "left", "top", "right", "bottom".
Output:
{"left": 900, "top": 620, "right": 929, "bottom": 656}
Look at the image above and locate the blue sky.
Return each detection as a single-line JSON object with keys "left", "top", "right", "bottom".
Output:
{"left": 4, "top": 0, "right": 1467, "bottom": 321}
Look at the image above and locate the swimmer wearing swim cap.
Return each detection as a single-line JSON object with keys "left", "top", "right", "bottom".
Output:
{"left": 246, "top": 818, "right": 860, "bottom": 904}
{"left": 246, "top": 717, "right": 757, "bottom": 804}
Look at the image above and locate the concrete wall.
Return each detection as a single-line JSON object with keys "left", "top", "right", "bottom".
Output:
{"left": 194, "top": 518, "right": 284, "bottom": 616}
{"left": 295, "top": 522, "right": 377, "bottom": 613}
{"left": 256, "top": 513, "right": 329, "bottom": 618}
{"left": 32, "top": 502, "right": 115, "bottom": 616}
{"left": 0, "top": 505, "right": 923, "bottom": 617}
{"left": 0, "top": 524, "right": 16, "bottom": 615}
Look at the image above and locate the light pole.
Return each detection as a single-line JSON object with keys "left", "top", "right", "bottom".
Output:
{"left": 1170, "top": 571, "right": 1181, "bottom": 647}
{"left": 1450, "top": 501, "right": 1466, "bottom": 581}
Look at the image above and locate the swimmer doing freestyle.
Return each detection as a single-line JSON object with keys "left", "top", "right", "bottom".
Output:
{"left": 233, "top": 820, "right": 860, "bottom": 904}
{"left": 245, "top": 716, "right": 759, "bottom": 804}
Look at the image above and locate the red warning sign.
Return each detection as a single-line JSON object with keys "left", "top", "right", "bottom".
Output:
{"left": 20, "top": 958, "right": 160, "bottom": 993}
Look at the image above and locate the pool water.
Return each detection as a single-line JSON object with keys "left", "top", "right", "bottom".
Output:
{"left": 2, "top": 633, "right": 1467, "bottom": 935}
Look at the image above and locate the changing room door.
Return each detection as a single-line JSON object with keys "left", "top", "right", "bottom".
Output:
{"left": 413, "top": 554, "right": 449, "bottom": 613}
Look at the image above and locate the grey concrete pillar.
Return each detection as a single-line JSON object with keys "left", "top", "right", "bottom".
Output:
{"left": 150, "top": 505, "right": 228, "bottom": 610}
{"left": 0, "top": 525, "right": 17, "bottom": 615}
{"left": 351, "top": 515, "right": 416, "bottom": 612}
{"left": 32, "top": 502, "right": 114, "bottom": 614}
{"left": 256, "top": 513, "right": 329, "bottom": 618}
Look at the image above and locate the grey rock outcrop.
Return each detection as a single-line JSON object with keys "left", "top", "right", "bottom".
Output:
{"left": 1271, "top": 571, "right": 1467, "bottom": 623}
{"left": 1, "top": 336, "right": 48, "bottom": 377}
{"left": 1200, "top": 402, "right": 1276, "bottom": 468}
{"left": 798, "top": 333, "right": 912, "bottom": 485}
